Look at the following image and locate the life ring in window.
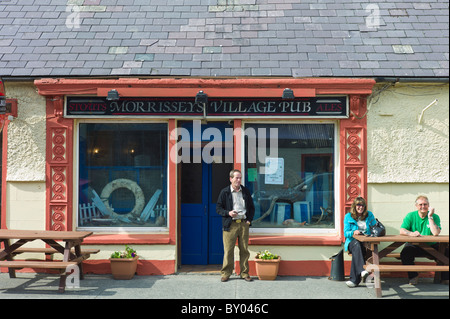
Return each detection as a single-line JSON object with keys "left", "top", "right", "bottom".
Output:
{"left": 100, "top": 178, "right": 145, "bottom": 220}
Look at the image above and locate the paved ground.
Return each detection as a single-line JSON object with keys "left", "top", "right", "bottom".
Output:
{"left": 0, "top": 272, "right": 448, "bottom": 300}
{"left": 0, "top": 272, "right": 447, "bottom": 316}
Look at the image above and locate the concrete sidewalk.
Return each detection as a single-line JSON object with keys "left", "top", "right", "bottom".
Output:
{"left": 0, "top": 272, "right": 448, "bottom": 300}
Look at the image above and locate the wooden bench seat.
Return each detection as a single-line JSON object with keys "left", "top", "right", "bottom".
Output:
{"left": 12, "top": 247, "right": 100, "bottom": 255}
{"left": 0, "top": 260, "right": 77, "bottom": 270}
{"left": 351, "top": 252, "right": 434, "bottom": 260}
{"left": 364, "top": 264, "right": 449, "bottom": 272}
{"left": 384, "top": 253, "right": 436, "bottom": 260}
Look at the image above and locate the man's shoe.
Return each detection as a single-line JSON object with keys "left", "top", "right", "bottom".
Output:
{"left": 345, "top": 280, "right": 357, "bottom": 288}
{"left": 243, "top": 276, "right": 253, "bottom": 282}
{"left": 409, "top": 276, "right": 419, "bottom": 285}
{"left": 221, "top": 276, "right": 229, "bottom": 282}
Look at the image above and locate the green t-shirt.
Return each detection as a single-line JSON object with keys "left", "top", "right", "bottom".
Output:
{"left": 401, "top": 211, "right": 441, "bottom": 239}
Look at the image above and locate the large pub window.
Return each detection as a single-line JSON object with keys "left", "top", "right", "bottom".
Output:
{"left": 78, "top": 123, "right": 168, "bottom": 229}
{"left": 245, "top": 123, "right": 335, "bottom": 231}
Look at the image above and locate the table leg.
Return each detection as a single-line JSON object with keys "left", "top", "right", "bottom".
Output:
{"left": 431, "top": 242, "right": 448, "bottom": 284}
{"left": 58, "top": 241, "right": 73, "bottom": 293}
{"left": 74, "top": 244, "right": 84, "bottom": 280}
{"left": 371, "top": 243, "right": 382, "bottom": 298}
{"left": 2, "top": 240, "right": 16, "bottom": 279}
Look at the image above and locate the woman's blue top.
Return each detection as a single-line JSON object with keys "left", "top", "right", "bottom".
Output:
{"left": 343, "top": 211, "right": 376, "bottom": 251}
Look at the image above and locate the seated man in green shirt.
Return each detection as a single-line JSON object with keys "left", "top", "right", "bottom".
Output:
{"left": 400, "top": 195, "right": 448, "bottom": 285}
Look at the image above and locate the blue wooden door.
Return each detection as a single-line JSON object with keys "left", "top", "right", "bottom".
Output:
{"left": 180, "top": 122, "right": 232, "bottom": 265}
{"left": 208, "top": 161, "right": 232, "bottom": 264}
{"left": 180, "top": 160, "right": 209, "bottom": 264}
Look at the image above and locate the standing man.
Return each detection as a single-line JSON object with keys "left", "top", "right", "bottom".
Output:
{"left": 216, "top": 169, "right": 255, "bottom": 282}
{"left": 400, "top": 195, "right": 448, "bottom": 285}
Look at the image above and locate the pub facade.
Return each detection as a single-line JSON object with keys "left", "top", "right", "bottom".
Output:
{"left": 12, "top": 77, "right": 370, "bottom": 275}
{"left": 1, "top": 0, "right": 448, "bottom": 277}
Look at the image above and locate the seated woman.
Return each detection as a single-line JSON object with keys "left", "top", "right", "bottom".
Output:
{"left": 343, "top": 196, "right": 377, "bottom": 287}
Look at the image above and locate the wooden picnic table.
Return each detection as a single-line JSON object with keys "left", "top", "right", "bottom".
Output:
{"left": 0, "top": 229, "right": 98, "bottom": 293}
{"left": 354, "top": 234, "right": 449, "bottom": 298}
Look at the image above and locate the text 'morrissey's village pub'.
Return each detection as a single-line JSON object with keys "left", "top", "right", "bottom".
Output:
{"left": 0, "top": 0, "right": 448, "bottom": 276}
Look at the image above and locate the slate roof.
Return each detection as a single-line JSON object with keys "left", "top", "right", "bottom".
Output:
{"left": 0, "top": 0, "right": 448, "bottom": 78}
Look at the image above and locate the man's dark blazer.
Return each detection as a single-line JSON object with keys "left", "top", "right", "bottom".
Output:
{"left": 216, "top": 185, "right": 255, "bottom": 231}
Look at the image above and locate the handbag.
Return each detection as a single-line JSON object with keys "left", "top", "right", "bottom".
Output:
{"left": 368, "top": 218, "right": 386, "bottom": 237}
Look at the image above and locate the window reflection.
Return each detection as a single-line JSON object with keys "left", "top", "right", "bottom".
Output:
{"left": 78, "top": 123, "right": 167, "bottom": 228}
{"left": 245, "top": 124, "right": 335, "bottom": 229}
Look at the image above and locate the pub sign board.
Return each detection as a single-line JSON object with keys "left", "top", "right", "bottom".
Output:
{"left": 65, "top": 96, "right": 348, "bottom": 118}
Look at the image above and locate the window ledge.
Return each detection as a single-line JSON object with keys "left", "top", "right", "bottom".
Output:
{"left": 83, "top": 233, "right": 172, "bottom": 245}
{"left": 249, "top": 235, "right": 342, "bottom": 246}
{"left": 82, "top": 234, "right": 341, "bottom": 246}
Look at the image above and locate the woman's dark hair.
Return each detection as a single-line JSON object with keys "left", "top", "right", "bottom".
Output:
{"left": 350, "top": 196, "right": 368, "bottom": 220}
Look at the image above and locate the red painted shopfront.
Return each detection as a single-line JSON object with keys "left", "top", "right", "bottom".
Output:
{"left": 34, "top": 77, "right": 375, "bottom": 276}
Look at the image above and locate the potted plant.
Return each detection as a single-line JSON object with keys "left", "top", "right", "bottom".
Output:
{"left": 110, "top": 245, "right": 138, "bottom": 280}
{"left": 254, "top": 250, "right": 281, "bottom": 280}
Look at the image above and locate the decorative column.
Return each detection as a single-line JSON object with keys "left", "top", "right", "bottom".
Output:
{"left": 339, "top": 95, "right": 368, "bottom": 236}
{"left": 46, "top": 96, "right": 74, "bottom": 231}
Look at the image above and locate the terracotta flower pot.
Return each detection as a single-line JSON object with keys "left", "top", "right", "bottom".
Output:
{"left": 254, "top": 257, "right": 281, "bottom": 280}
{"left": 110, "top": 256, "right": 138, "bottom": 280}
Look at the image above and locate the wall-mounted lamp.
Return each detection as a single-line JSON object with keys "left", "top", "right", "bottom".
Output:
{"left": 106, "top": 89, "right": 120, "bottom": 101}
{"left": 282, "top": 88, "right": 295, "bottom": 99}
{"left": 195, "top": 90, "right": 208, "bottom": 104}
{"left": 195, "top": 91, "right": 208, "bottom": 122}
